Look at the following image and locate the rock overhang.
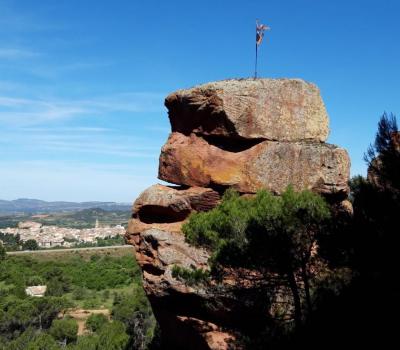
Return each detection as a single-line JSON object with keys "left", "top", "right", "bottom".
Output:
{"left": 158, "top": 132, "right": 350, "bottom": 199}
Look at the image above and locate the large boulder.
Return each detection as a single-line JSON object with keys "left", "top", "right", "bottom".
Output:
{"left": 126, "top": 184, "right": 220, "bottom": 275}
{"left": 165, "top": 78, "right": 329, "bottom": 142}
{"left": 132, "top": 184, "right": 220, "bottom": 224}
{"left": 159, "top": 132, "right": 350, "bottom": 198}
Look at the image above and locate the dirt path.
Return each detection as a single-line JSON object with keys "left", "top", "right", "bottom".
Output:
{"left": 62, "top": 308, "right": 111, "bottom": 335}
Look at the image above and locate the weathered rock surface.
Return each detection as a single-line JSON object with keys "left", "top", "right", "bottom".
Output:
{"left": 159, "top": 132, "right": 350, "bottom": 198}
{"left": 127, "top": 227, "right": 209, "bottom": 285}
{"left": 126, "top": 184, "right": 219, "bottom": 285}
{"left": 132, "top": 184, "right": 220, "bottom": 224}
{"left": 125, "top": 78, "right": 352, "bottom": 349}
{"left": 166, "top": 78, "right": 330, "bottom": 142}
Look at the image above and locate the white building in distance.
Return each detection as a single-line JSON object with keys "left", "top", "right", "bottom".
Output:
{"left": 26, "top": 285, "right": 47, "bottom": 297}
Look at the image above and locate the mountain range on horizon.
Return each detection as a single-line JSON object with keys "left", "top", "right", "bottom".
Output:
{"left": 0, "top": 198, "right": 131, "bottom": 214}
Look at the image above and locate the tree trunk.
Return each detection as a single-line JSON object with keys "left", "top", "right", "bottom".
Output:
{"left": 301, "top": 260, "right": 312, "bottom": 315}
{"left": 287, "top": 269, "right": 302, "bottom": 329}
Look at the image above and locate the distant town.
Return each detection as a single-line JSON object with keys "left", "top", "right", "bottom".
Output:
{"left": 0, "top": 220, "right": 125, "bottom": 249}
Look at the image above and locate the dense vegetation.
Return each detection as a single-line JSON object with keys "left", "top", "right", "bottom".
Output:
{"left": 0, "top": 231, "right": 21, "bottom": 250}
{"left": 180, "top": 113, "right": 400, "bottom": 348}
{"left": 0, "top": 251, "right": 156, "bottom": 349}
{"left": 182, "top": 186, "right": 339, "bottom": 334}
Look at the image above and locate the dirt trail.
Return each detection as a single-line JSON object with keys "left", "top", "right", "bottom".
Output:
{"left": 62, "top": 308, "right": 110, "bottom": 335}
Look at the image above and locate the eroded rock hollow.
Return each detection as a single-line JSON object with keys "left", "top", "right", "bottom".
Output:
{"left": 126, "top": 78, "right": 350, "bottom": 349}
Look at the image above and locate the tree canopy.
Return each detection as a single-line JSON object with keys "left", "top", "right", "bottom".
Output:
{"left": 183, "top": 186, "right": 331, "bottom": 327}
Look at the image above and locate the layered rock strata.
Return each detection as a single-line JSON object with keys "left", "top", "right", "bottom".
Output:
{"left": 159, "top": 132, "right": 349, "bottom": 198}
{"left": 126, "top": 78, "right": 351, "bottom": 349}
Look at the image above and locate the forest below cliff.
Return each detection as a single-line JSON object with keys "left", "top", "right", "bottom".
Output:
{"left": 0, "top": 249, "right": 156, "bottom": 349}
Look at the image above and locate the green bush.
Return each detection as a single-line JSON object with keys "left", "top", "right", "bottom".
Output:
{"left": 171, "top": 265, "right": 209, "bottom": 286}
{"left": 183, "top": 188, "right": 253, "bottom": 251}
{"left": 112, "top": 289, "right": 156, "bottom": 349}
{"left": 69, "top": 335, "right": 99, "bottom": 350}
{"left": 26, "top": 275, "right": 44, "bottom": 286}
{"left": 72, "top": 286, "right": 89, "bottom": 301}
{"left": 7, "top": 328, "right": 59, "bottom": 350}
{"left": 22, "top": 240, "right": 39, "bottom": 251}
{"left": 49, "top": 318, "right": 78, "bottom": 344}
{"left": 82, "top": 298, "right": 100, "bottom": 309}
{"left": 86, "top": 313, "right": 109, "bottom": 332}
{"left": 25, "top": 333, "right": 59, "bottom": 350}
{"left": 97, "top": 321, "right": 129, "bottom": 350}
{"left": 0, "top": 244, "right": 5, "bottom": 262}
{"left": 101, "top": 289, "right": 110, "bottom": 301}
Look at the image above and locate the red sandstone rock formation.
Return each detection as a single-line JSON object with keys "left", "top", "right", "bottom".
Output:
{"left": 126, "top": 78, "right": 351, "bottom": 349}
{"left": 159, "top": 132, "right": 349, "bottom": 198}
{"left": 166, "top": 79, "right": 329, "bottom": 142}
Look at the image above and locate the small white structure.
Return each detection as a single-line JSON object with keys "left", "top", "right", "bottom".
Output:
{"left": 25, "top": 285, "right": 47, "bottom": 297}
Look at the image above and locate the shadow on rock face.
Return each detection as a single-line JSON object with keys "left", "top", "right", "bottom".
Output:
{"left": 201, "top": 134, "right": 266, "bottom": 153}
{"left": 137, "top": 205, "right": 191, "bottom": 224}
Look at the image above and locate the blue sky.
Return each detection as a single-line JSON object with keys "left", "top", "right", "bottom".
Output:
{"left": 1, "top": 0, "right": 399, "bottom": 202}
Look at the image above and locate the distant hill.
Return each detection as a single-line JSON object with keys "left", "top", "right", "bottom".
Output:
{"left": 0, "top": 207, "right": 131, "bottom": 229}
{"left": 0, "top": 198, "right": 131, "bottom": 214}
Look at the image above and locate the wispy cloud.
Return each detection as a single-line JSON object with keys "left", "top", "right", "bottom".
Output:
{"left": 22, "top": 61, "right": 113, "bottom": 79}
{"left": 0, "top": 127, "right": 161, "bottom": 159}
{"left": 32, "top": 139, "right": 159, "bottom": 159}
{"left": 0, "top": 92, "right": 165, "bottom": 126}
{"left": 0, "top": 2, "right": 62, "bottom": 33}
{"left": 0, "top": 81, "right": 27, "bottom": 92}
{"left": 19, "top": 126, "right": 112, "bottom": 133}
{"left": 0, "top": 48, "right": 40, "bottom": 59}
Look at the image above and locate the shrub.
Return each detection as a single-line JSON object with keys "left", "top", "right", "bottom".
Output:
{"left": 171, "top": 265, "right": 209, "bottom": 286}
{"left": 86, "top": 313, "right": 109, "bottom": 332}
{"left": 49, "top": 318, "right": 78, "bottom": 344}
{"left": 22, "top": 240, "right": 39, "bottom": 251}
{"left": 97, "top": 321, "right": 129, "bottom": 350}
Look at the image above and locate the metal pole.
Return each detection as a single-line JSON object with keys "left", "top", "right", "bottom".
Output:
{"left": 255, "top": 43, "right": 258, "bottom": 79}
{"left": 255, "top": 20, "right": 258, "bottom": 79}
